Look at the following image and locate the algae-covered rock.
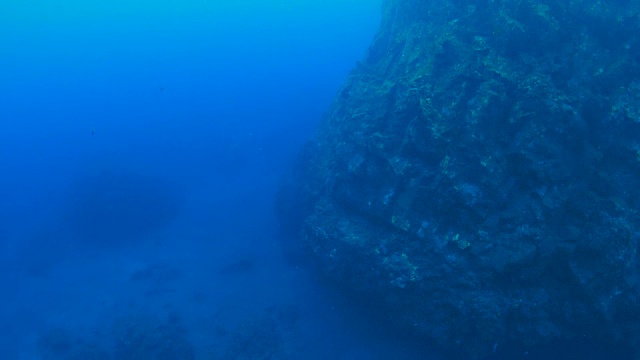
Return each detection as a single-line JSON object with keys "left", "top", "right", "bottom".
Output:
{"left": 279, "top": 0, "right": 640, "bottom": 358}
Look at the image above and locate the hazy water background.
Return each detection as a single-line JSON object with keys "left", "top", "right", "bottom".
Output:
{"left": 0, "top": 0, "right": 439, "bottom": 358}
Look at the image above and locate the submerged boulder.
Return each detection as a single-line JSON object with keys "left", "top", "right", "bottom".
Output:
{"left": 280, "top": 0, "right": 640, "bottom": 358}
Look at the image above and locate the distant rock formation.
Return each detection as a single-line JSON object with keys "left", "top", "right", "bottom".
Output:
{"left": 278, "top": 0, "right": 640, "bottom": 358}
{"left": 65, "top": 171, "right": 181, "bottom": 245}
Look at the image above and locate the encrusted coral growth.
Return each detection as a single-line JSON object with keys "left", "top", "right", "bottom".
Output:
{"left": 278, "top": 0, "right": 640, "bottom": 358}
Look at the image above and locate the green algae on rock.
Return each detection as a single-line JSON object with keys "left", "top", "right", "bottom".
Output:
{"left": 279, "top": 0, "right": 640, "bottom": 358}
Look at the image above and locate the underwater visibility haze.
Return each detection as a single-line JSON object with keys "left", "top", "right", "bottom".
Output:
{"left": 0, "top": 0, "right": 432, "bottom": 359}
{"left": 4, "top": 0, "right": 640, "bottom": 359}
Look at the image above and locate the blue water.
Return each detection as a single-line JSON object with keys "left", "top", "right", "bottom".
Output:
{"left": 0, "top": 1, "right": 439, "bottom": 359}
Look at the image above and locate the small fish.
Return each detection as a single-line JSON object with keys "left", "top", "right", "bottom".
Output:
{"left": 218, "top": 257, "right": 256, "bottom": 275}
{"left": 145, "top": 288, "right": 178, "bottom": 297}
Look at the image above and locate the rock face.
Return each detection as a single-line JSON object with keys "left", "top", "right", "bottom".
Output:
{"left": 279, "top": 0, "right": 640, "bottom": 358}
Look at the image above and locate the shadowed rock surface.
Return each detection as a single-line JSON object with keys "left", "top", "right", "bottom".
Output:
{"left": 278, "top": 0, "right": 640, "bottom": 358}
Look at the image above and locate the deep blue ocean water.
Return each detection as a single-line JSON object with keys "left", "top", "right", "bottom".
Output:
{"left": 0, "top": 0, "right": 443, "bottom": 359}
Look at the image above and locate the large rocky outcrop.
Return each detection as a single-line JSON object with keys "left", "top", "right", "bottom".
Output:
{"left": 278, "top": 0, "right": 640, "bottom": 358}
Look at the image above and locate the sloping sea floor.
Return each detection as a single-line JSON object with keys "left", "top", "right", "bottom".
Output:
{"left": 0, "top": 164, "right": 439, "bottom": 360}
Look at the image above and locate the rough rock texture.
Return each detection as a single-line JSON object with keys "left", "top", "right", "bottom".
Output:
{"left": 278, "top": 0, "right": 640, "bottom": 358}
